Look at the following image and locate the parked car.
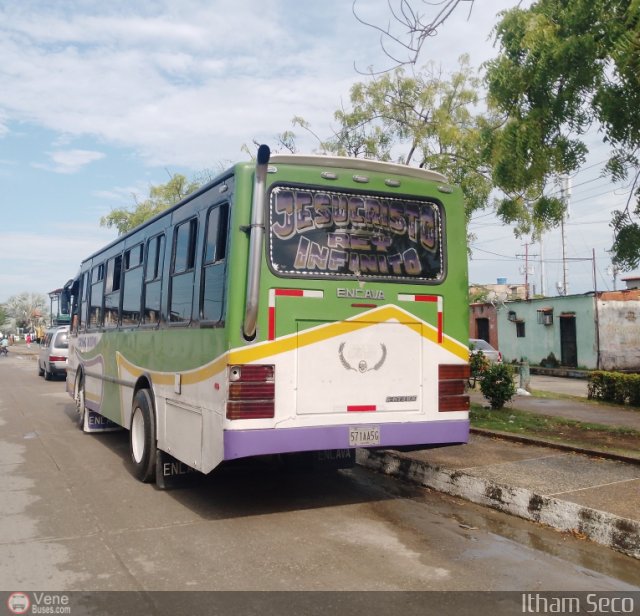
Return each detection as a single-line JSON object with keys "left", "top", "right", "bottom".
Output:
{"left": 38, "top": 325, "right": 69, "bottom": 380}
{"left": 469, "top": 338, "right": 502, "bottom": 364}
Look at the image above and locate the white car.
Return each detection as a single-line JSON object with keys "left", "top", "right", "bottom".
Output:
{"left": 469, "top": 338, "right": 502, "bottom": 364}
{"left": 38, "top": 325, "right": 69, "bottom": 380}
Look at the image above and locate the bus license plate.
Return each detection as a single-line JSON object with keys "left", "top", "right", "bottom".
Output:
{"left": 349, "top": 426, "right": 380, "bottom": 447}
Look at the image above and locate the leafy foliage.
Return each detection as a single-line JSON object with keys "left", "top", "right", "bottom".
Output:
{"left": 0, "top": 305, "right": 8, "bottom": 330}
{"left": 101, "top": 174, "right": 203, "bottom": 235}
{"left": 4, "top": 293, "right": 48, "bottom": 331}
{"left": 284, "top": 55, "right": 573, "bottom": 242}
{"left": 468, "top": 347, "right": 489, "bottom": 387}
{"left": 588, "top": 370, "right": 640, "bottom": 407}
{"left": 479, "top": 362, "right": 517, "bottom": 410}
{"left": 468, "top": 286, "right": 490, "bottom": 304}
{"left": 317, "top": 57, "right": 495, "bottom": 223}
{"left": 485, "top": 0, "right": 640, "bottom": 268}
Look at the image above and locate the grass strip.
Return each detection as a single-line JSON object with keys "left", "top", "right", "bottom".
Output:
{"left": 470, "top": 403, "right": 640, "bottom": 457}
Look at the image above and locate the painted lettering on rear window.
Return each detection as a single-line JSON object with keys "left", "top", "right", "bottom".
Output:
{"left": 268, "top": 186, "right": 444, "bottom": 282}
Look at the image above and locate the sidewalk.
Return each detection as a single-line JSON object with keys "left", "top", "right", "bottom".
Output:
{"left": 359, "top": 376, "right": 640, "bottom": 560}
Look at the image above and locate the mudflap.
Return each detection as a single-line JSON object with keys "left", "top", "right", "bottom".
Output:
{"left": 85, "top": 410, "right": 121, "bottom": 433}
{"left": 155, "top": 450, "right": 200, "bottom": 490}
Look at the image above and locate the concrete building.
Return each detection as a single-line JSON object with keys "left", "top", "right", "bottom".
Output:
{"left": 621, "top": 275, "right": 640, "bottom": 290}
{"left": 597, "top": 289, "right": 640, "bottom": 370}
{"left": 469, "top": 280, "right": 527, "bottom": 303}
{"left": 469, "top": 302, "right": 499, "bottom": 350}
{"left": 469, "top": 290, "right": 640, "bottom": 371}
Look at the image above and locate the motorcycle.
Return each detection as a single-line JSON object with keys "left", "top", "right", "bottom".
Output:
{"left": 0, "top": 346, "right": 8, "bottom": 356}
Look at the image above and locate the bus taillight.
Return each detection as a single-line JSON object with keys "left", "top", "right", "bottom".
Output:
{"left": 226, "top": 364, "right": 275, "bottom": 419}
{"left": 438, "top": 364, "right": 470, "bottom": 412}
{"left": 229, "top": 364, "right": 274, "bottom": 382}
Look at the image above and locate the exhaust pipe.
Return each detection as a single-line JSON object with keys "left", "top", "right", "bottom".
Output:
{"left": 243, "top": 144, "right": 271, "bottom": 340}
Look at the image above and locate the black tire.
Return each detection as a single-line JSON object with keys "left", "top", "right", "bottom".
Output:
{"left": 38, "top": 361, "right": 44, "bottom": 377}
{"left": 75, "top": 372, "right": 88, "bottom": 430}
{"left": 44, "top": 364, "right": 52, "bottom": 381}
{"left": 129, "top": 389, "right": 157, "bottom": 483}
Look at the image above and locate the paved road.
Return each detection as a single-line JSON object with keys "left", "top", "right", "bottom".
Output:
{"left": 0, "top": 352, "right": 638, "bottom": 593}
{"left": 528, "top": 374, "right": 589, "bottom": 397}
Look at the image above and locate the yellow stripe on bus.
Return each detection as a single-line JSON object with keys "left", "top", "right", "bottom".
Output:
{"left": 115, "top": 304, "right": 469, "bottom": 387}
{"left": 116, "top": 352, "right": 228, "bottom": 387}
{"left": 229, "top": 304, "right": 469, "bottom": 364}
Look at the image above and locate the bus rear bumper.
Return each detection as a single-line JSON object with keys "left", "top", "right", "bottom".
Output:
{"left": 223, "top": 419, "right": 469, "bottom": 461}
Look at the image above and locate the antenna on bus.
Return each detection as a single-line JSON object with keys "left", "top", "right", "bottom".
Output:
{"left": 243, "top": 144, "right": 271, "bottom": 340}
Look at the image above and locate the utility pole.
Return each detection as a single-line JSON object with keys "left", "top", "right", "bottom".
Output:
{"left": 607, "top": 264, "right": 619, "bottom": 290}
{"left": 517, "top": 242, "right": 538, "bottom": 300}
{"left": 558, "top": 175, "right": 572, "bottom": 295}
{"left": 539, "top": 235, "right": 546, "bottom": 297}
{"left": 593, "top": 248, "right": 601, "bottom": 369}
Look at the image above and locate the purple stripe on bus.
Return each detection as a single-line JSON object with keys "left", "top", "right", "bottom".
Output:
{"left": 223, "top": 420, "right": 469, "bottom": 461}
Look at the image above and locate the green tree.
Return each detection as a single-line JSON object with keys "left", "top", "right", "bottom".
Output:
{"left": 295, "top": 57, "right": 496, "bottom": 223}
{"left": 0, "top": 305, "right": 9, "bottom": 331}
{"left": 484, "top": 0, "right": 640, "bottom": 269}
{"left": 101, "top": 173, "right": 202, "bottom": 235}
{"left": 5, "top": 293, "right": 47, "bottom": 332}
{"left": 469, "top": 285, "right": 490, "bottom": 304}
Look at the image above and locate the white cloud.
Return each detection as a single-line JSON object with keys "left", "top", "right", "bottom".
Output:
{"left": 32, "top": 149, "right": 105, "bottom": 174}
{"left": 1, "top": 226, "right": 117, "bottom": 298}
{"left": 0, "top": 0, "right": 397, "bottom": 169}
{"left": 92, "top": 184, "right": 150, "bottom": 205}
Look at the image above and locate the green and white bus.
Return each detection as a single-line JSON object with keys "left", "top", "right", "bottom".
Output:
{"left": 65, "top": 146, "right": 470, "bottom": 483}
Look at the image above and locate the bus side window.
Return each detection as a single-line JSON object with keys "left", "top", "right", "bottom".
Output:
{"left": 79, "top": 272, "right": 89, "bottom": 331}
{"left": 104, "top": 254, "right": 123, "bottom": 328}
{"left": 144, "top": 234, "right": 164, "bottom": 325}
{"left": 201, "top": 203, "right": 229, "bottom": 322}
{"left": 122, "top": 244, "right": 143, "bottom": 326}
{"left": 89, "top": 264, "right": 105, "bottom": 329}
{"left": 170, "top": 218, "right": 198, "bottom": 323}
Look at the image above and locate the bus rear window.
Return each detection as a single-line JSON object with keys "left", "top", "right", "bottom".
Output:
{"left": 268, "top": 186, "right": 443, "bottom": 282}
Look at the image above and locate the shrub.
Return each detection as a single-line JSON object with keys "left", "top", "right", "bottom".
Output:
{"left": 480, "top": 363, "right": 517, "bottom": 409}
{"left": 588, "top": 371, "right": 640, "bottom": 407}
{"left": 468, "top": 349, "right": 489, "bottom": 386}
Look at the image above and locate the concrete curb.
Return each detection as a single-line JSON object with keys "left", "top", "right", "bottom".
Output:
{"left": 356, "top": 449, "right": 640, "bottom": 560}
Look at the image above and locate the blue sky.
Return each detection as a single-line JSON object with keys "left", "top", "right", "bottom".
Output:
{"left": 0, "top": 0, "right": 635, "bottom": 305}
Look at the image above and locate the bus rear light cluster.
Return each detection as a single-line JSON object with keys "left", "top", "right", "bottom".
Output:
{"left": 438, "top": 364, "right": 470, "bottom": 412}
{"left": 229, "top": 364, "right": 274, "bottom": 382}
{"left": 226, "top": 364, "right": 275, "bottom": 419}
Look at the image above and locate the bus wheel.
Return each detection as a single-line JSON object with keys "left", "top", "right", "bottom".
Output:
{"left": 129, "top": 389, "right": 156, "bottom": 483}
{"left": 75, "top": 373, "right": 88, "bottom": 431}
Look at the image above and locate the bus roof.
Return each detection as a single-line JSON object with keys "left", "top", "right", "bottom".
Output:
{"left": 269, "top": 154, "right": 448, "bottom": 183}
{"left": 77, "top": 153, "right": 449, "bottom": 268}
